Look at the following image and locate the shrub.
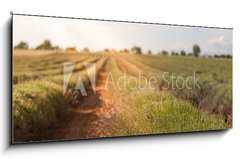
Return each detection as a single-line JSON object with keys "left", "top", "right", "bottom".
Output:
{"left": 14, "top": 41, "right": 29, "bottom": 49}
{"left": 131, "top": 46, "right": 142, "bottom": 54}
{"left": 193, "top": 44, "right": 201, "bottom": 57}
{"left": 172, "top": 81, "right": 232, "bottom": 125}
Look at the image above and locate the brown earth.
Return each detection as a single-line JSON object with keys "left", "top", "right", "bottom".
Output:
{"left": 14, "top": 49, "right": 56, "bottom": 56}
{"left": 45, "top": 59, "right": 116, "bottom": 141}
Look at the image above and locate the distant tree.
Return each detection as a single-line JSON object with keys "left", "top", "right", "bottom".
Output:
{"left": 226, "top": 54, "right": 232, "bottom": 58}
{"left": 104, "top": 48, "right": 109, "bottom": 52}
{"left": 171, "top": 51, "right": 177, "bottom": 56}
{"left": 192, "top": 44, "right": 201, "bottom": 57}
{"left": 188, "top": 53, "right": 193, "bottom": 56}
{"left": 131, "top": 46, "right": 142, "bottom": 54}
{"left": 180, "top": 50, "right": 186, "bottom": 56}
{"left": 14, "top": 41, "right": 29, "bottom": 49}
{"left": 147, "top": 50, "right": 152, "bottom": 55}
{"left": 36, "top": 39, "right": 53, "bottom": 50}
{"left": 123, "top": 48, "right": 129, "bottom": 53}
{"left": 214, "top": 54, "right": 232, "bottom": 59}
{"left": 160, "top": 50, "right": 168, "bottom": 56}
{"left": 83, "top": 47, "right": 89, "bottom": 52}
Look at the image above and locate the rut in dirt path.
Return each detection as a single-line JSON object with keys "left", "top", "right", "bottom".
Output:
{"left": 47, "top": 59, "right": 115, "bottom": 140}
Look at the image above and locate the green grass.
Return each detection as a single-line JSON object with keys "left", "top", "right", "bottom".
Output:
{"left": 13, "top": 55, "right": 99, "bottom": 84}
{"left": 106, "top": 55, "right": 229, "bottom": 137}
{"left": 136, "top": 55, "right": 232, "bottom": 81}
{"left": 13, "top": 81, "right": 67, "bottom": 141}
{"left": 110, "top": 91, "right": 227, "bottom": 136}
{"left": 125, "top": 54, "right": 232, "bottom": 125}
{"left": 13, "top": 52, "right": 232, "bottom": 141}
{"left": 13, "top": 53, "right": 107, "bottom": 142}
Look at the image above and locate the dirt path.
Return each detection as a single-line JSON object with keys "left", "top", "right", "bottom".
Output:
{"left": 46, "top": 59, "right": 115, "bottom": 141}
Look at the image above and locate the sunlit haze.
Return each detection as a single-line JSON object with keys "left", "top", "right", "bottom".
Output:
{"left": 13, "top": 15, "right": 232, "bottom": 55}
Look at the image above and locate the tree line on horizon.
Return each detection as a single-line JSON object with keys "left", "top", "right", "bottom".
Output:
{"left": 14, "top": 40, "right": 232, "bottom": 59}
{"left": 14, "top": 40, "right": 59, "bottom": 50}
{"left": 128, "top": 44, "right": 231, "bottom": 59}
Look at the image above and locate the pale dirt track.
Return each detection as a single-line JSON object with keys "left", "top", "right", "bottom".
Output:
{"left": 45, "top": 59, "right": 116, "bottom": 141}
{"left": 14, "top": 49, "right": 56, "bottom": 56}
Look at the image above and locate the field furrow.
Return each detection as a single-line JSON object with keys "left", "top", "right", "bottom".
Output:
{"left": 13, "top": 51, "right": 232, "bottom": 143}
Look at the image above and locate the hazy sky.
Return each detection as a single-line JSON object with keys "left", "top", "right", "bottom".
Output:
{"left": 13, "top": 15, "right": 232, "bottom": 55}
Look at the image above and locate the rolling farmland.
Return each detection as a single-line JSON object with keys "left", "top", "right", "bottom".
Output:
{"left": 13, "top": 50, "right": 232, "bottom": 142}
